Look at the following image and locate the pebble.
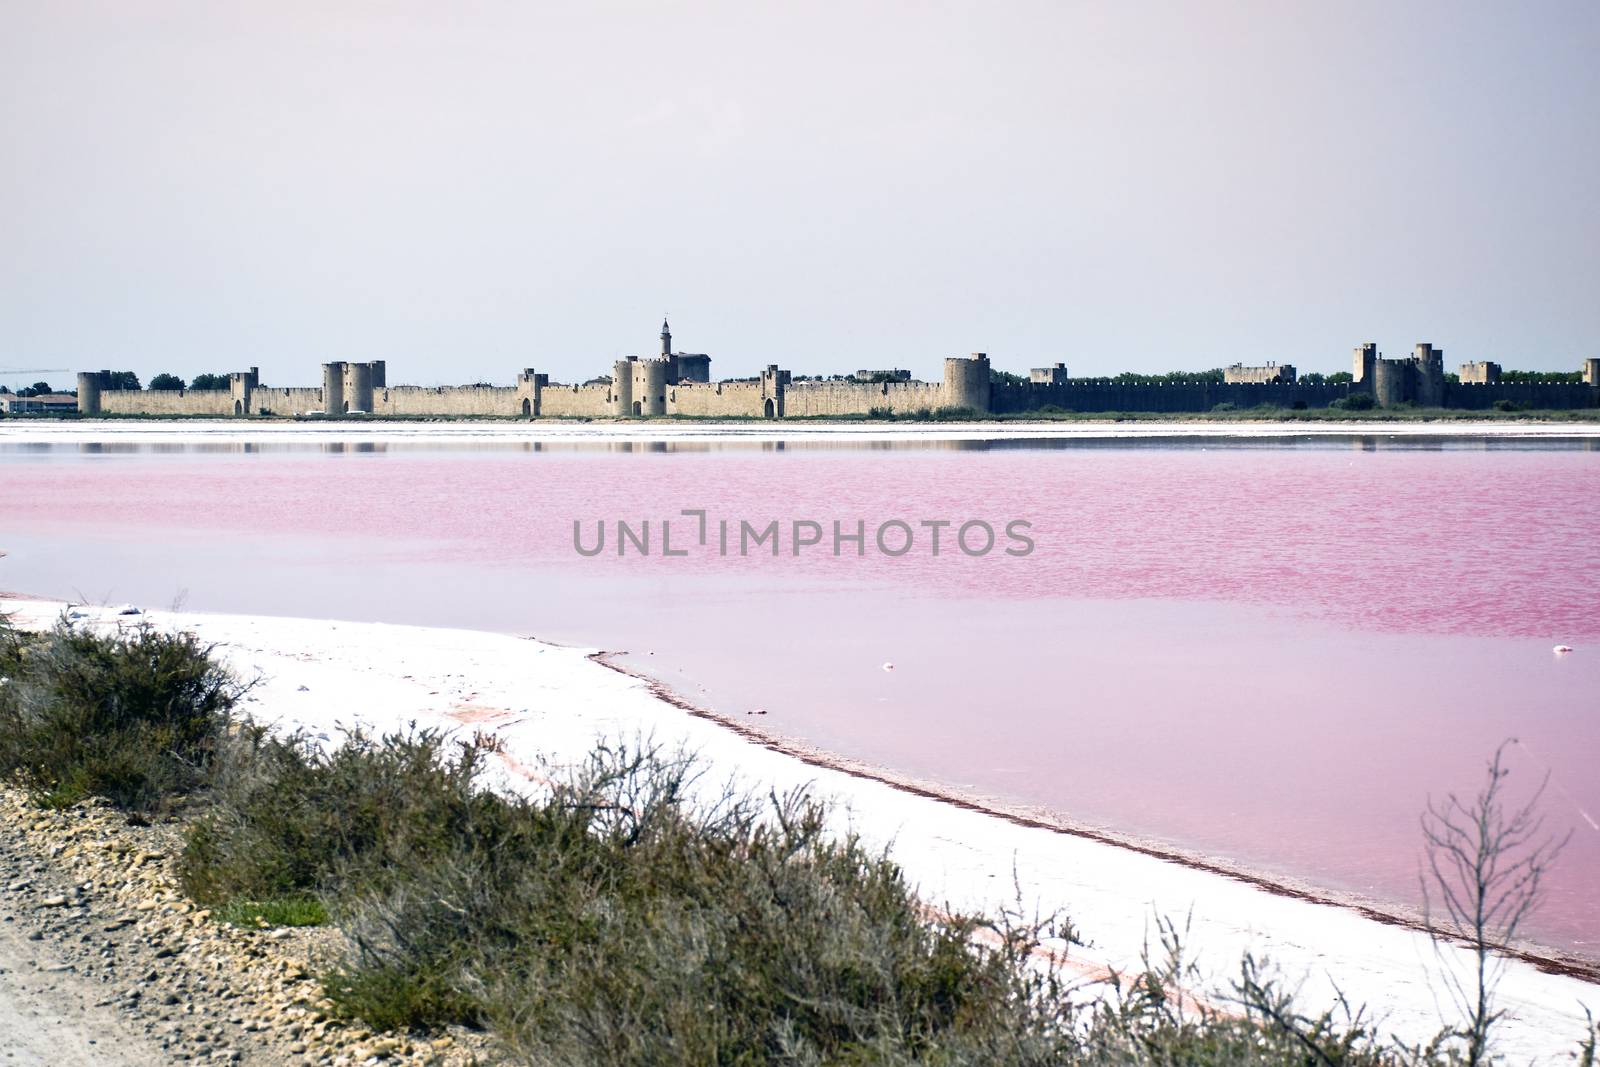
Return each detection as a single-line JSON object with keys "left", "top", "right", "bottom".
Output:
{"left": 1, "top": 783, "right": 492, "bottom": 1067}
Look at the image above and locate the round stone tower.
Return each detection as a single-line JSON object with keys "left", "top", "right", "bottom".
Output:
{"left": 612, "top": 359, "right": 634, "bottom": 416}
{"left": 322, "top": 362, "right": 346, "bottom": 414}
{"left": 76, "top": 371, "right": 103, "bottom": 415}
{"left": 1372, "top": 358, "right": 1407, "bottom": 408}
{"left": 1413, "top": 343, "right": 1444, "bottom": 408}
{"left": 635, "top": 359, "right": 668, "bottom": 416}
{"left": 942, "top": 353, "right": 992, "bottom": 414}
{"left": 346, "top": 362, "right": 374, "bottom": 413}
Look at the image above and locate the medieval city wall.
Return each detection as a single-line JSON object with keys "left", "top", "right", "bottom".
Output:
{"left": 781, "top": 380, "right": 947, "bottom": 417}
{"left": 246, "top": 387, "right": 325, "bottom": 416}
{"left": 1442, "top": 382, "right": 1598, "bottom": 410}
{"left": 370, "top": 385, "right": 520, "bottom": 417}
{"left": 991, "top": 381, "right": 1350, "bottom": 413}
{"left": 535, "top": 383, "right": 613, "bottom": 417}
{"left": 67, "top": 350, "right": 1600, "bottom": 419}
{"left": 100, "top": 389, "right": 234, "bottom": 416}
{"left": 668, "top": 380, "right": 765, "bottom": 417}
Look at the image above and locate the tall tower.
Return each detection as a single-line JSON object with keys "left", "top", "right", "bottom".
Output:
{"left": 660, "top": 317, "right": 672, "bottom": 357}
{"left": 1352, "top": 342, "right": 1377, "bottom": 386}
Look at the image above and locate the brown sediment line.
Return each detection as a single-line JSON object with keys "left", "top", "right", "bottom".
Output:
{"left": 590, "top": 650, "right": 1600, "bottom": 986}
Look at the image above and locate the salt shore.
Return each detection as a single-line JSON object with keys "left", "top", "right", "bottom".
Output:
{"left": 3, "top": 596, "right": 1596, "bottom": 1061}
{"left": 2, "top": 416, "right": 1599, "bottom": 446}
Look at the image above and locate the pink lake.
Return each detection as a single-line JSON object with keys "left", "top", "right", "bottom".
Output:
{"left": 2, "top": 436, "right": 1597, "bottom": 959}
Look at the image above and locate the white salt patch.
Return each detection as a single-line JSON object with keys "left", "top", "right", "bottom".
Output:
{"left": 3, "top": 595, "right": 1594, "bottom": 1061}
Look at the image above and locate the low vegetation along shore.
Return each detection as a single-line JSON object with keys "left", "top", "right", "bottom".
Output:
{"left": 2, "top": 612, "right": 1596, "bottom": 1065}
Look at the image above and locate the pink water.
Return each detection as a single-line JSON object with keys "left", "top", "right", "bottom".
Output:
{"left": 3, "top": 438, "right": 1597, "bottom": 956}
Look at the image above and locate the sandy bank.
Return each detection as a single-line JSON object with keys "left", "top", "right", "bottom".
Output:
{"left": 3, "top": 596, "right": 1595, "bottom": 1062}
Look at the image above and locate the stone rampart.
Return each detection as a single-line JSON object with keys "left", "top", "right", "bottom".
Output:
{"left": 669, "top": 380, "right": 764, "bottom": 417}
{"left": 100, "top": 389, "right": 234, "bottom": 416}
{"left": 1443, "top": 382, "right": 1598, "bottom": 410}
{"left": 64, "top": 336, "right": 1600, "bottom": 419}
{"left": 781, "top": 380, "right": 947, "bottom": 416}
{"left": 246, "top": 387, "right": 324, "bottom": 416}
{"left": 369, "top": 385, "right": 519, "bottom": 417}
{"left": 991, "top": 381, "right": 1349, "bottom": 413}
{"left": 536, "top": 383, "right": 613, "bottom": 418}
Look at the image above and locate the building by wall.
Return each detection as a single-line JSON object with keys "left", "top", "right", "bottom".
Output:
{"left": 1223, "top": 362, "right": 1295, "bottom": 384}
{"left": 1, "top": 392, "right": 79, "bottom": 414}
{"left": 1353, "top": 343, "right": 1445, "bottom": 407}
{"left": 64, "top": 328, "right": 1600, "bottom": 419}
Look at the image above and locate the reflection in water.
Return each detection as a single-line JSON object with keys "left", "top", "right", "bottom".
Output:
{"left": 1, "top": 433, "right": 1599, "bottom": 458}
{"left": 2, "top": 438, "right": 1597, "bottom": 956}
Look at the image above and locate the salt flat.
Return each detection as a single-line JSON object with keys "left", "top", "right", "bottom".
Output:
{"left": 2, "top": 417, "right": 1599, "bottom": 446}
{"left": 2, "top": 596, "right": 1594, "bottom": 1062}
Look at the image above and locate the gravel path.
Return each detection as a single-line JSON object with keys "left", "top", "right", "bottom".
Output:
{"left": 0, "top": 791, "right": 484, "bottom": 1066}
{"left": 0, "top": 907, "right": 168, "bottom": 1066}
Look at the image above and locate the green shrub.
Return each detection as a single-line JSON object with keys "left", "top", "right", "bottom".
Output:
{"left": 0, "top": 619, "right": 244, "bottom": 811}
{"left": 1211, "top": 401, "right": 1237, "bottom": 413}
{"left": 1331, "top": 393, "right": 1376, "bottom": 411}
{"left": 0, "top": 610, "right": 29, "bottom": 677}
{"left": 319, "top": 740, "right": 1087, "bottom": 1057}
{"left": 173, "top": 726, "right": 1562, "bottom": 1064}
{"left": 179, "top": 727, "right": 497, "bottom": 908}
{"left": 1493, "top": 398, "right": 1520, "bottom": 412}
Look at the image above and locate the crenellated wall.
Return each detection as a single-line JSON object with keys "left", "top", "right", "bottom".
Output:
{"left": 1443, "top": 382, "right": 1598, "bottom": 410}
{"left": 531, "top": 382, "right": 613, "bottom": 418}
{"left": 65, "top": 344, "right": 1600, "bottom": 419}
{"left": 991, "top": 381, "right": 1350, "bottom": 413}
{"left": 246, "top": 387, "right": 324, "bottom": 416}
{"left": 669, "top": 380, "right": 765, "bottom": 417}
{"left": 781, "top": 379, "right": 947, "bottom": 416}
{"left": 100, "top": 389, "right": 234, "bottom": 416}
{"left": 369, "top": 385, "right": 520, "bottom": 417}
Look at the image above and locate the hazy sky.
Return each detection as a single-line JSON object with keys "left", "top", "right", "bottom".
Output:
{"left": 3, "top": 1, "right": 1597, "bottom": 387}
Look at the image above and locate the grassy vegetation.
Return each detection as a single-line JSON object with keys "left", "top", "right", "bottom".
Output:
{"left": 185, "top": 729, "right": 1454, "bottom": 1064}
{"left": 865, "top": 405, "right": 981, "bottom": 421}
{"left": 214, "top": 896, "right": 330, "bottom": 928}
{"left": 0, "top": 616, "right": 245, "bottom": 811}
{"left": 4, "top": 608, "right": 1596, "bottom": 1063}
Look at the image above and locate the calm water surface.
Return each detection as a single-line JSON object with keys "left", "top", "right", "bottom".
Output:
{"left": 3, "top": 437, "right": 1597, "bottom": 956}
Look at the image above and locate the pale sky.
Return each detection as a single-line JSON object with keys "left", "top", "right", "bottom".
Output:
{"left": 3, "top": 1, "right": 1597, "bottom": 387}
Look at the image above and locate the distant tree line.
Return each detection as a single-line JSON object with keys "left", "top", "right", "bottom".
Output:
{"left": 1065, "top": 369, "right": 1226, "bottom": 385}
{"left": 8, "top": 381, "right": 58, "bottom": 397}
{"left": 0, "top": 371, "right": 227, "bottom": 396}
{"left": 140, "top": 372, "right": 234, "bottom": 391}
